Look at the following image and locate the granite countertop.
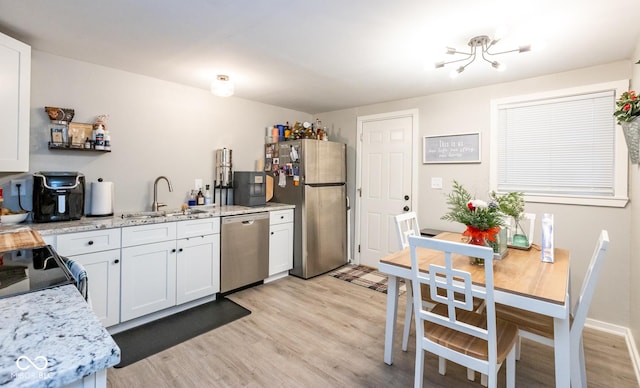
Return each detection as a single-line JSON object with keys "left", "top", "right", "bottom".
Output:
{"left": 0, "top": 285, "right": 120, "bottom": 387}
{"left": 0, "top": 203, "right": 295, "bottom": 236}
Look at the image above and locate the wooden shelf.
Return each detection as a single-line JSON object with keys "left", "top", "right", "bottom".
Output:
{"left": 48, "top": 143, "right": 111, "bottom": 153}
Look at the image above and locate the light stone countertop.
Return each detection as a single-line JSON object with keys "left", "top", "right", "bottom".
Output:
{"left": 0, "top": 203, "right": 295, "bottom": 236}
{"left": 0, "top": 285, "right": 120, "bottom": 387}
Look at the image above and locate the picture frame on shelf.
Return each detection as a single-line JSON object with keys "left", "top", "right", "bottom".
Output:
{"left": 68, "top": 122, "right": 93, "bottom": 148}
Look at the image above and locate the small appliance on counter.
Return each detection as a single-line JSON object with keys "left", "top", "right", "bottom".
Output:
{"left": 32, "top": 171, "right": 85, "bottom": 223}
{"left": 233, "top": 171, "right": 266, "bottom": 207}
{"left": 88, "top": 178, "right": 114, "bottom": 216}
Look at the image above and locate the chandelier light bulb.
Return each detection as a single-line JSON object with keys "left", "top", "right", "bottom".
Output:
{"left": 450, "top": 66, "right": 464, "bottom": 79}
{"left": 492, "top": 61, "right": 507, "bottom": 72}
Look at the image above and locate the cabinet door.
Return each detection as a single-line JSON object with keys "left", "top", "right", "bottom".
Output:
{"left": 176, "top": 234, "right": 220, "bottom": 304}
{"left": 0, "top": 32, "right": 30, "bottom": 172}
{"left": 72, "top": 250, "right": 121, "bottom": 327}
{"left": 269, "top": 222, "right": 293, "bottom": 276}
{"left": 121, "top": 240, "right": 177, "bottom": 321}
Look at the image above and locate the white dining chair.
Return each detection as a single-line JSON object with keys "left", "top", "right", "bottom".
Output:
{"left": 495, "top": 229, "right": 609, "bottom": 388}
{"left": 393, "top": 212, "right": 423, "bottom": 352}
{"left": 408, "top": 235, "right": 518, "bottom": 388}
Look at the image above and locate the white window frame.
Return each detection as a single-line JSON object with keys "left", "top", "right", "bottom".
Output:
{"left": 490, "top": 80, "right": 629, "bottom": 208}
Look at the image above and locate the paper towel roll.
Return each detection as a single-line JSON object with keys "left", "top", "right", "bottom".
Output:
{"left": 90, "top": 181, "right": 113, "bottom": 215}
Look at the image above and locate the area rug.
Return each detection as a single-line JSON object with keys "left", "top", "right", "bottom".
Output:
{"left": 328, "top": 264, "right": 406, "bottom": 295}
{"left": 112, "top": 298, "right": 250, "bottom": 368}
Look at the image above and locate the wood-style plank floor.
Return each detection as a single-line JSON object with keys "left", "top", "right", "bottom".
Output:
{"left": 107, "top": 275, "right": 638, "bottom": 387}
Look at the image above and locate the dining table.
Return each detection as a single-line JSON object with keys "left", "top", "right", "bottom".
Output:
{"left": 378, "top": 232, "right": 571, "bottom": 387}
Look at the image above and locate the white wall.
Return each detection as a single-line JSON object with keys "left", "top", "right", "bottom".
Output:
{"left": 0, "top": 50, "right": 311, "bottom": 212}
{"left": 629, "top": 39, "right": 640, "bottom": 351}
{"left": 317, "top": 60, "right": 633, "bottom": 326}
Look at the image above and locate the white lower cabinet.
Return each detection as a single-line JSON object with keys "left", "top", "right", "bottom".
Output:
{"left": 120, "top": 218, "right": 220, "bottom": 322}
{"left": 56, "top": 229, "right": 122, "bottom": 328}
{"left": 72, "top": 250, "right": 122, "bottom": 327}
{"left": 269, "top": 209, "right": 294, "bottom": 276}
{"left": 120, "top": 239, "right": 177, "bottom": 321}
{"left": 176, "top": 234, "right": 220, "bottom": 304}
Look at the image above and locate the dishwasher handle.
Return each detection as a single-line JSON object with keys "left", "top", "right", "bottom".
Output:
{"left": 222, "top": 212, "right": 269, "bottom": 225}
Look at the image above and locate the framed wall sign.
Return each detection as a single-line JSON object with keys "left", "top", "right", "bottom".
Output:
{"left": 423, "top": 132, "right": 481, "bottom": 164}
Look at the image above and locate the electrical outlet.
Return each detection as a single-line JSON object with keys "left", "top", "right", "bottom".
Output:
{"left": 11, "top": 179, "right": 26, "bottom": 196}
{"left": 431, "top": 177, "right": 443, "bottom": 189}
{"left": 194, "top": 178, "right": 203, "bottom": 190}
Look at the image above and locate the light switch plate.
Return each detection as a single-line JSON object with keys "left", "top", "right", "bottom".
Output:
{"left": 431, "top": 177, "right": 443, "bottom": 189}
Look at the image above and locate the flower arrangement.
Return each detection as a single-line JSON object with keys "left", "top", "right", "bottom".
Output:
{"left": 614, "top": 90, "right": 640, "bottom": 125}
{"left": 490, "top": 190, "right": 525, "bottom": 221}
{"left": 441, "top": 180, "right": 504, "bottom": 242}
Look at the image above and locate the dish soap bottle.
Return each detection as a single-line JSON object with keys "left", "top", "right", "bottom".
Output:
{"left": 196, "top": 188, "right": 205, "bottom": 206}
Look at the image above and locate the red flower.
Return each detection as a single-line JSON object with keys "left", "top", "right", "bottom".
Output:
{"left": 467, "top": 201, "right": 474, "bottom": 211}
{"left": 624, "top": 103, "right": 631, "bottom": 111}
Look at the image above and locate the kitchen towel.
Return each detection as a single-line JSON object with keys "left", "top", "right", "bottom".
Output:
{"left": 90, "top": 181, "right": 113, "bottom": 216}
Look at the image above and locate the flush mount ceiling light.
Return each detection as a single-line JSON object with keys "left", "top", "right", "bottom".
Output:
{"left": 435, "top": 35, "right": 532, "bottom": 79}
{"left": 211, "top": 74, "right": 234, "bottom": 97}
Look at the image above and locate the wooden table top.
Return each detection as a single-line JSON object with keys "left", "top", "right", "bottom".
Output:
{"left": 0, "top": 229, "right": 45, "bottom": 253}
{"left": 380, "top": 232, "right": 570, "bottom": 305}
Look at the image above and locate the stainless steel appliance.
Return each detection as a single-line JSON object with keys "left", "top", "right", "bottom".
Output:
{"left": 233, "top": 171, "right": 266, "bottom": 207}
{"left": 268, "top": 139, "right": 347, "bottom": 279}
{"left": 0, "top": 245, "right": 74, "bottom": 299}
{"left": 214, "top": 148, "right": 233, "bottom": 205}
{"left": 220, "top": 212, "right": 269, "bottom": 293}
{"left": 32, "top": 171, "right": 85, "bottom": 223}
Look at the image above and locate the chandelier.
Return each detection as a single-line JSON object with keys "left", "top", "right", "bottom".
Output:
{"left": 435, "top": 35, "right": 531, "bottom": 78}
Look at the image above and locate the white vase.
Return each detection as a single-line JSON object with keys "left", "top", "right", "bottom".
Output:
{"left": 621, "top": 118, "right": 640, "bottom": 164}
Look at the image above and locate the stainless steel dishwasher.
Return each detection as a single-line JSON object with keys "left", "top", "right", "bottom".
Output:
{"left": 220, "top": 212, "right": 270, "bottom": 293}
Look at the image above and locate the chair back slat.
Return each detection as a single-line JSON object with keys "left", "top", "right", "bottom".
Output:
{"left": 571, "top": 230, "right": 609, "bottom": 340}
{"left": 409, "top": 235, "right": 495, "bottom": 344}
{"left": 394, "top": 212, "right": 420, "bottom": 249}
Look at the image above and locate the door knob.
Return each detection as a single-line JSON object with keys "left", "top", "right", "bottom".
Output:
{"left": 403, "top": 206, "right": 410, "bottom": 211}
{"left": 404, "top": 195, "right": 410, "bottom": 200}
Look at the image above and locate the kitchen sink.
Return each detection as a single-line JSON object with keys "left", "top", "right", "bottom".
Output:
{"left": 120, "top": 208, "right": 209, "bottom": 220}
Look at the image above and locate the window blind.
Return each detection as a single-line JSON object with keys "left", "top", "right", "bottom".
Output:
{"left": 496, "top": 91, "right": 615, "bottom": 197}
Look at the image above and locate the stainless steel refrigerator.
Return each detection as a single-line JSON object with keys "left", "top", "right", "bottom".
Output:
{"left": 267, "top": 139, "right": 347, "bottom": 279}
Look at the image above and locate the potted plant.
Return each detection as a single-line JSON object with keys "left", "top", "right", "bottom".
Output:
{"left": 490, "top": 190, "right": 529, "bottom": 248}
{"left": 441, "top": 181, "right": 505, "bottom": 264}
{"left": 614, "top": 90, "right": 640, "bottom": 164}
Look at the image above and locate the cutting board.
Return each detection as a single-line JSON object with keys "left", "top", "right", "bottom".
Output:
{"left": 0, "top": 230, "right": 46, "bottom": 252}
{"left": 266, "top": 175, "right": 274, "bottom": 202}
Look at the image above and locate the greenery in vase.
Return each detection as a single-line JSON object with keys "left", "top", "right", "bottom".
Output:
{"left": 614, "top": 90, "right": 640, "bottom": 125}
{"left": 441, "top": 180, "right": 504, "bottom": 231}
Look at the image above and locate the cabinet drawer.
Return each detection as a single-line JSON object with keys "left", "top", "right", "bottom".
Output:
{"left": 57, "top": 229, "right": 121, "bottom": 256}
{"left": 176, "top": 217, "right": 220, "bottom": 239}
{"left": 122, "top": 222, "right": 177, "bottom": 247}
{"left": 270, "top": 209, "right": 294, "bottom": 225}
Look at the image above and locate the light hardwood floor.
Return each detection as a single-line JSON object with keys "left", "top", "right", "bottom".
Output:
{"left": 107, "top": 275, "right": 638, "bottom": 387}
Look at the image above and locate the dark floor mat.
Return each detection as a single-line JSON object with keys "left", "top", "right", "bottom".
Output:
{"left": 112, "top": 298, "right": 250, "bottom": 368}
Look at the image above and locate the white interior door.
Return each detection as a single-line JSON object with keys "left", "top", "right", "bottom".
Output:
{"left": 356, "top": 110, "right": 417, "bottom": 268}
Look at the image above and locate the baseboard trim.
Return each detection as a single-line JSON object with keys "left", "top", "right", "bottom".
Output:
{"left": 586, "top": 318, "right": 640, "bottom": 386}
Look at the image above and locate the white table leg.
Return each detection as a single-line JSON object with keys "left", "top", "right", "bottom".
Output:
{"left": 402, "top": 279, "right": 413, "bottom": 351}
{"left": 384, "top": 274, "right": 400, "bottom": 365}
{"left": 553, "top": 316, "right": 571, "bottom": 387}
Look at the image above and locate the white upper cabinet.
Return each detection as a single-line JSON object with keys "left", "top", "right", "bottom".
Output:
{"left": 0, "top": 32, "right": 30, "bottom": 172}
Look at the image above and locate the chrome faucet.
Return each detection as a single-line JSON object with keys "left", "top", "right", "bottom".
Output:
{"left": 152, "top": 176, "right": 173, "bottom": 212}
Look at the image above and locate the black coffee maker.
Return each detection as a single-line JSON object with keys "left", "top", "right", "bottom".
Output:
{"left": 32, "top": 172, "right": 85, "bottom": 223}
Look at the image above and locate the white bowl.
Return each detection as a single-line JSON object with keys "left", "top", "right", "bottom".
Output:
{"left": 1, "top": 212, "right": 29, "bottom": 225}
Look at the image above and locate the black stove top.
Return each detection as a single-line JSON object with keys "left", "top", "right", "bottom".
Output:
{"left": 0, "top": 245, "right": 74, "bottom": 299}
